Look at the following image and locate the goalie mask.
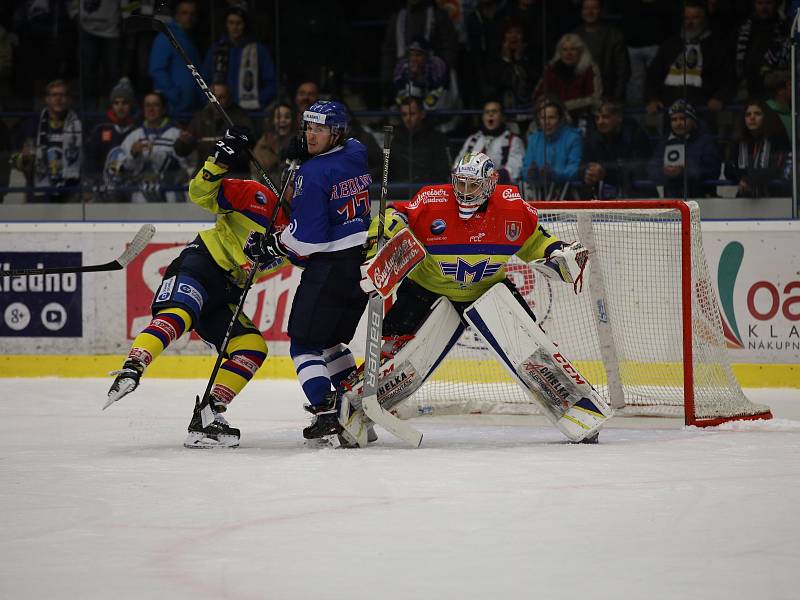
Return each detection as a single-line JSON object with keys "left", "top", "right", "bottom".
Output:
{"left": 451, "top": 152, "right": 498, "bottom": 219}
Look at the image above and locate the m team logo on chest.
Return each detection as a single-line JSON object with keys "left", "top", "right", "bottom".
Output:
{"left": 505, "top": 220, "right": 522, "bottom": 242}
{"left": 440, "top": 257, "right": 503, "bottom": 284}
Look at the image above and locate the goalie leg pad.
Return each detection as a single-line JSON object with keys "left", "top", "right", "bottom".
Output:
{"left": 463, "top": 282, "right": 612, "bottom": 442}
{"left": 339, "top": 297, "right": 464, "bottom": 446}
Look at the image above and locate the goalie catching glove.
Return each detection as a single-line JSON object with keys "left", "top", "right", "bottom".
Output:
{"left": 530, "top": 241, "right": 588, "bottom": 293}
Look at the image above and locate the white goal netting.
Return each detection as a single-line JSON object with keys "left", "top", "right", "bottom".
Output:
{"left": 392, "top": 201, "right": 771, "bottom": 425}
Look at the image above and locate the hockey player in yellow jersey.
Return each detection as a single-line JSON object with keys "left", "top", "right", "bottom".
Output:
{"left": 105, "top": 127, "right": 290, "bottom": 448}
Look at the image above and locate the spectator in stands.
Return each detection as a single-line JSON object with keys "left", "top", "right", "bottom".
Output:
{"left": 454, "top": 100, "right": 525, "bottom": 186}
{"left": 12, "top": 0, "right": 77, "bottom": 102}
{"left": 343, "top": 103, "right": 383, "bottom": 182}
{"left": 174, "top": 82, "right": 253, "bottom": 176}
{"left": 735, "top": 0, "right": 789, "bottom": 99}
{"left": 381, "top": 0, "right": 459, "bottom": 105}
{"left": 764, "top": 70, "right": 792, "bottom": 139}
{"left": 0, "top": 116, "right": 10, "bottom": 204}
{"left": 533, "top": 33, "right": 603, "bottom": 128}
{"left": 498, "top": 0, "right": 579, "bottom": 58}
{"left": 78, "top": 0, "right": 122, "bottom": 110}
{"left": 203, "top": 6, "right": 277, "bottom": 111}
{"left": 579, "top": 98, "right": 653, "bottom": 199}
{"left": 293, "top": 80, "right": 320, "bottom": 129}
{"left": 645, "top": 2, "right": 735, "bottom": 120}
{"left": 253, "top": 100, "right": 298, "bottom": 185}
{"left": 728, "top": 99, "right": 791, "bottom": 198}
{"left": 521, "top": 95, "right": 583, "bottom": 200}
{"left": 485, "top": 21, "right": 540, "bottom": 132}
{"left": 648, "top": 100, "right": 721, "bottom": 199}
{"left": 276, "top": 0, "right": 352, "bottom": 97}
{"left": 148, "top": 0, "right": 205, "bottom": 120}
{"left": 388, "top": 95, "right": 452, "bottom": 198}
{"left": 393, "top": 37, "right": 451, "bottom": 111}
{"left": 573, "top": 0, "right": 630, "bottom": 102}
{"left": 616, "top": 0, "right": 676, "bottom": 106}
{"left": 120, "top": 2, "right": 157, "bottom": 97}
{"left": 0, "top": 23, "right": 18, "bottom": 109}
{"left": 464, "top": 0, "right": 509, "bottom": 106}
{"left": 11, "top": 80, "right": 82, "bottom": 203}
{"left": 85, "top": 78, "right": 138, "bottom": 202}
{"left": 117, "top": 91, "right": 189, "bottom": 203}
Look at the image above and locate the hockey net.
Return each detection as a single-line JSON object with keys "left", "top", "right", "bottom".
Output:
{"left": 392, "top": 200, "right": 772, "bottom": 426}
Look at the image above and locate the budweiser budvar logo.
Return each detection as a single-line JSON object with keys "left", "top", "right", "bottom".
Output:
{"left": 368, "top": 230, "right": 426, "bottom": 296}
{"left": 371, "top": 240, "right": 422, "bottom": 288}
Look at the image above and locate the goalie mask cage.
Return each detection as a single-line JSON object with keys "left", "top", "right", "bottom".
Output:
{"left": 393, "top": 200, "right": 772, "bottom": 426}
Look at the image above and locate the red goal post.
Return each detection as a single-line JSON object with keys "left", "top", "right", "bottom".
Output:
{"left": 390, "top": 200, "right": 772, "bottom": 427}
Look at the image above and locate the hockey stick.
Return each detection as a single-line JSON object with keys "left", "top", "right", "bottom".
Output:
{"left": 195, "top": 162, "right": 298, "bottom": 428}
{"left": 0, "top": 224, "right": 156, "bottom": 277}
{"left": 123, "top": 15, "right": 286, "bottom": 209}
{"left": 359, "top": 126, "right": 423, "bottom": 448}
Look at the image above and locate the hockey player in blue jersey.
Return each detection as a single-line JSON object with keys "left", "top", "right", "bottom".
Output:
{"left": 246, "top": 100, "right": 372, "bottom": 440}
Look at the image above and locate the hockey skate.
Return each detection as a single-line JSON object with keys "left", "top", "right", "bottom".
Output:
{"left": 184, "top": 397, "right": 240, "bottom": 449}
{"left": 302, "top": 391, "right": 344, "bottom": 440}
{"left": 104, "top": 358, "right": 146, "bottom": 409}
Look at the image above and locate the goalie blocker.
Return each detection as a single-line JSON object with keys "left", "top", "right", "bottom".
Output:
{"left": 341, "top": 280, "right": 611, "bottom": 446}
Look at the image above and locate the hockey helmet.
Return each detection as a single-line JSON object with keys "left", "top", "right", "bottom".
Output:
{"left": 303, "top": 100, "right": 349, "bottom": 137}
{"left": 451, "top": 152, "right": 498, "bottom": 219}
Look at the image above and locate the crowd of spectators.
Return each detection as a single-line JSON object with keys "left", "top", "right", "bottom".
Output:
{"left": 0, "top": 0, "right": 798, "bottom": 205}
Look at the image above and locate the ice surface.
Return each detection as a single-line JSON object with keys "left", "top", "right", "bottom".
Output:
{"left": 1, "top": 379, "right": 799, "bottom": 600}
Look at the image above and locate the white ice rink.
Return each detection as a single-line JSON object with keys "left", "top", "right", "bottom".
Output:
{"left": 1, "top": 378, "right": 799, "bottom": 600}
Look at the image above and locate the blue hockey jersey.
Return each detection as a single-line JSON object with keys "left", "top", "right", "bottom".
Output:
{"left": 280, "top": 138, "right": 372, "bottom": 256}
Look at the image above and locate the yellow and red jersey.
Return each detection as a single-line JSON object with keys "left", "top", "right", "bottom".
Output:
{"left": 377, "top": 184, "right": 563, "bottom": 302}
{"left": 188, "top": 160, "right": 291, "bottom": 286}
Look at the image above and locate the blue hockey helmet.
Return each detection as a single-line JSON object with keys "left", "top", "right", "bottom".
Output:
{"left": 303, "top": 100, "right": 349, "bottom": 137}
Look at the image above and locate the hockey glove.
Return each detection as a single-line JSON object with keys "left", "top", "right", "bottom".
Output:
{"left": 282, "top": 134, "right": 310, "bottom": 163}
{"left": 243, "top": 230, "right": 288, "bottom": 263}
{"left": 530, "top": 241, "right": 588, "bottom": 294}
{"left": 212, "top": 126, "right": 250, "bottom": 166}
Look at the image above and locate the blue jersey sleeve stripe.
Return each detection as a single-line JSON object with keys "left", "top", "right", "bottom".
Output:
{"left": 216, "top": 186, "right": 233, "bottom": 211}
{"left": 241, "top": 209, "right": 270, "bottom": 228}
{"left": 282, "top": 228, "right": 367, "bottom": 255}
{"left": 427, "top": 243, "right": 522, "bottom": 255}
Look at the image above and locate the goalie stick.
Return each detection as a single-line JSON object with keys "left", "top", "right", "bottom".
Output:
{"left": 123, "top": 15, "right": 286, "bottom": 211}
{"left": 356, "top": 126, "right": 423, "bottom": 448}
{"left": 0, "top": 224, "right": 156, "bottom": 277}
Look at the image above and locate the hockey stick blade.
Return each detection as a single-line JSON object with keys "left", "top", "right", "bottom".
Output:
{"left": 123, "top": 14, "right": 167, "bottom": 34}
{"left": 362, "top": 393, "right": 423, "bottom": 448}
{"left": 0, "top": 224, "right": 156, "bottom": 277}
{"left": 116, "top": 224, "right": 157, "bottom": 267}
